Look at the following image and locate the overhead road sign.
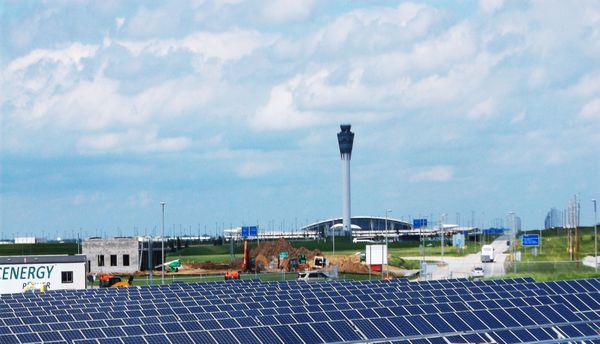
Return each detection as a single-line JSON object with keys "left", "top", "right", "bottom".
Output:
{"left": 413, "top": 219, "right": 428, "bottom": 228}
{"left": 242, "top": 226, "right": 258, "bottom": 237}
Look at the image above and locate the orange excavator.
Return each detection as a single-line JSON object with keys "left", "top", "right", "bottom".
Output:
{"left": 99, "top": 274, "right": 133, "bottom": 288}
{"left": 226, "top": 240, "right": 253, "bottom": 280}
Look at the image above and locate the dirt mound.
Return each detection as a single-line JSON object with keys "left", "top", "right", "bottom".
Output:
{"left": 188, "top": 260, "right": 239, "bottom": 270}
{"left": 327, "top": 254, "right": 370, "bottom": 274}
{"left": 250, "top": 238, "right": 322, "bottom": 263}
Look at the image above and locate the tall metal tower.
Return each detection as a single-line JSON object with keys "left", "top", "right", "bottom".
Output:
{"left": 337, "top": 124, "right": 354, "bottom": 234}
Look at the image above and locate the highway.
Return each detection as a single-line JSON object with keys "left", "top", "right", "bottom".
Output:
{"left": 400, "top": 235, "right": 511, "bottom": 280}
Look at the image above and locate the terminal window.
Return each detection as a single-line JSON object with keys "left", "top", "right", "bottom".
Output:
{"left": 110, "top": 255, "right": 117, "bottom": 266}
{"left": 98, "top": 255, "right": 105, "bottom": 267}
{"left": 123, "top": 254, "right": 130, "bottom": 266}
{"left": 61, "top": 271, "right": 73, "bottom": 283}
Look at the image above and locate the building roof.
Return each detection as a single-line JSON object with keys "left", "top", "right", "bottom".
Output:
{"left": 0, "top": 255, "right": 86, "bottom": 265}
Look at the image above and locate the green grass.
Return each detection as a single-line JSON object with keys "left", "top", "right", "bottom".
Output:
{"left": 3, "top": 229, "right": 599, "bottom": 282}
{"left": 517, "top": 227, "right": 597, "bottom": 262}
{"left": 501, "top": 261, "right": 599, "bottom": 281}
{"left": 118, "top": 271, "right": 395, "bottom": 286}
{"left": 0, "top": 243, "right": 78, "bottom": 256}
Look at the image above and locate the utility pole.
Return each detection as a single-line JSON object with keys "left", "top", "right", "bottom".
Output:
{"left": 161, "top": 202, "right": 165, "bottom": 285}
{"left": 441, "top": 214, "right": 447, "bottom": 263}
{"left": 384, "top": 210, "right": 391, "bottom": 279}
{"left": 593, "top": 199, "right": 597, "bottom": 272}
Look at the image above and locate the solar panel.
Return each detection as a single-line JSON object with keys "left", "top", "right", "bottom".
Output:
{"left": 389, "top": 316, "right": 422, "bottom": 336}
{"left": 250, "top": 326, "right": 284, "bottom": 344}
{"left": 209, "top": 329, "right": 238, "bottom": 344}
{"left": 353, "top": 319, "right": 385, "bottom": 339}
{"left": 145, "top": 333, "right": 172, "bottom": 344}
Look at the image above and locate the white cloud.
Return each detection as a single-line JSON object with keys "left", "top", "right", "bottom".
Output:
{"left": 77, "top": 129, "right": 191, "bottom": 154}
{"left": 567, "top": 72, "right": 600, "bottom": 97}
{"left": 128, "top": 191, "right": 151, "bottom": 207}
{"left": 510, "top": 111, "right": 526, "bottom": 124}
{"left": 237, "top": 160, "right": 281, "bottom": 178}
{"left": 579, "top": 98, "right": 600, "bottom": 119}
{"left": 479, "top": 0, "right": 504, "bottom": 14}
{"left": 304, "top": 3, "right": 438, "bottom": 56}
{"left": 262, "top": 0, "right": 315, "bottom": 23}
{"left": 117, "top": 29, "right": 277, "bottom": 61}
{"left": 203, "top": 148, "right": 284, "bottom": 177}
{"left": 6, "top": 42, "right": 99, "bottom": 73}
{"left": 410, "top": 165, "right": 454, "bottom": 183}
{"left": 467, "top": 97, "right": 495, "bottom": 120}
{"left": 251, "top": 79, "right": 321, "bottom": 131}
{"left": 115, "top": 17, "right": 125, "bottom": 31}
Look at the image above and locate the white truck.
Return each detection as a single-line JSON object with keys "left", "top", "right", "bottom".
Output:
{"left": 481, "top": 245, "right": 495, "bottom": 263}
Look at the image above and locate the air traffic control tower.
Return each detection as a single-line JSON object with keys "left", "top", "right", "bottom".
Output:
{"left": 337, "top": 124, "right": 355, "bottom": 234}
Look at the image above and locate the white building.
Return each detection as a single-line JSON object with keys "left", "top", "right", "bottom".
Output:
{"left": 0, "top": 255, "right": 86, "bottom": 294}
{"left": 14, "top": 237, "right": 47, "bottom": 244}
{"left": 82, "top": 237, "right": 164, "bottom": 274}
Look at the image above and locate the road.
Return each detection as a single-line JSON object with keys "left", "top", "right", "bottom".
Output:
{"left": 399, "top": 235, "right": 511, "bottom": 280}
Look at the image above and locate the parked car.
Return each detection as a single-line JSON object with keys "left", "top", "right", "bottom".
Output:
{"left": 297, "top": 271, "right": 331, "bottom": 282}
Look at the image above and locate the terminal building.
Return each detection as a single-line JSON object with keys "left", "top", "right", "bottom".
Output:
{"left": 301, "top": 216, "right": 412, "bottom": 240}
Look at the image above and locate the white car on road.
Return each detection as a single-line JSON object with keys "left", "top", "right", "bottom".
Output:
{"left": 471, "top": 266, "right": 484, "bottom": 278}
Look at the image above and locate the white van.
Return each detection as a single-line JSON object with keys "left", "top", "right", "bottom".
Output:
{"left": 353, "top": 237, "right": 375, "bottom": 243}
{"left": 481, "top": 245, "right": 495, "bottom": 263}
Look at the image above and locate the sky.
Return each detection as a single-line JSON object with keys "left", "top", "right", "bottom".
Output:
{"left": 1, "top": 0, "right": 599, "bottom": 239}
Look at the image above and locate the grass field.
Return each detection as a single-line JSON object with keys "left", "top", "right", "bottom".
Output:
{"left": 121, "top": 271, "right": 381, "bottom": 287}
{"left": 2, "top": 228, "right": 599, "bottom": 282}
{"left": 167, "top": 236, "right": 491, "bottom": 266}
{"left": 517, "top": 227, "right": 597, "bottom": 261}
{"left": 0, "top": 243, "right": 78, "bottom": 256}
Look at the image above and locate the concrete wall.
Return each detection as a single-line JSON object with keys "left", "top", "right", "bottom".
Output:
{"left": 83, "top": 238, "right": 139, "bottom": 274}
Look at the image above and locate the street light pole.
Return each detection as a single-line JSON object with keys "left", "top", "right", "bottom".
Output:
{"left": 593, "top": 199, "right": 597, "bottom": 272}
{"left": 441, "top": 214, "right": 447, "bottom": 263}
{"left": 384, "top": 209, "right": 392, "bottom": 279}
{"left": 161, "top": 202, "right": 165, "bottom": 285}
{"left": 509, "top": 211, "right": 516, "bottom": 274}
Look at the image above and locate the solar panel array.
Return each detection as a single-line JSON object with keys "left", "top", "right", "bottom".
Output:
{"left": 1, "top": 277, "right": 599, "bottom": 343}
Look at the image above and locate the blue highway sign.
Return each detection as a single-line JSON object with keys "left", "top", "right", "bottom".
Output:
{"left": 521, "top": 234, "right": 540, "bottom": 247}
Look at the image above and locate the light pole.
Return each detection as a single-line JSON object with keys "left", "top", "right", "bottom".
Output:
{"left": 384, "top": 209, "right": 392, "bottom": 279}
{"left": 509, "top": 211, "right": 516, "bottom": 274}
{"left": 161, "top": 202, "right": 165, "bottom": 285}
{"left": 441, "top": 214, "right": 447, "bottom": 263}
{"left": 593, "top": 199, "right": 597, "bottom": 272}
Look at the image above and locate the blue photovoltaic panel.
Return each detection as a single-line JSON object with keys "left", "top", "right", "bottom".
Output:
{"left": 1, "top": 276, "right": 600, "bottom": 344}
{"left": 229, "top": 328, "right": 260, "bottom": 344}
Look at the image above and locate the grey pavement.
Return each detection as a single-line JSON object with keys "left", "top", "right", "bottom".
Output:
{"left": 400, "top": 236, "right": 511, "bottom": 280}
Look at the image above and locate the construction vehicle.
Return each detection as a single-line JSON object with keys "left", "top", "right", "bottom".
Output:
{"left": 22, "top": 282, "right": 48, "bottom": 293}
{"left": 313, "top": 256, "right": 327, "bottom": 268}
{"left": 225, "top": 271, "right": 241, "bottom": 280}
{"left": 99, "top": 274, "right": 133, "bottom": 288}
{"left": 155, "top": 259, "right": 182, "bottom": 272}
{"left": 241, "top": 240, "right": 260, "bottom": 273}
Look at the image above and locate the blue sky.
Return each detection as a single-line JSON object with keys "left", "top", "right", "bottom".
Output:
{"left": 1, "top": 0, "right": 599, "bottom": 239}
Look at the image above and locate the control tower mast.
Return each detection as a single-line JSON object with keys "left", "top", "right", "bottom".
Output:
{"left": 337, "top": 124, "right": 355, "bottom": 234}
